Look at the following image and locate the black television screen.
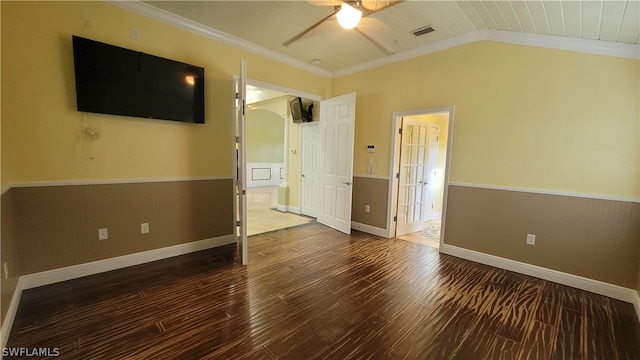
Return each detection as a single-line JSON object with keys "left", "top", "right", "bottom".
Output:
{"left": 72, "top": 36, "right": 205, "bottom": 124}
{"left": 289, "top": 97, "right": 305, "bottom": 123}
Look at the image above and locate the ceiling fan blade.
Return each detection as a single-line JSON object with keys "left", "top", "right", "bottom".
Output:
{"left": 283, "top": 8, "right": 340, "bottom": 47}
{"left": 356, "top": 18, "right": 395, "bottom": 54}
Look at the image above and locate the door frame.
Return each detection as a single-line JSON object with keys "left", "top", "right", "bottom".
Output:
{"left": 386, "top": 107, "right": 455, "bottom": 247}
{"left": 395, "top": 120, "right": 440, "bottom": 236}
{"left": 232, "top": 75, "right": 323, "bottom": 257}
{"left": 244, "top": 79, "right": 323, "bottom": 216}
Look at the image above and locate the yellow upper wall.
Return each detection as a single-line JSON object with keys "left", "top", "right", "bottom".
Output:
{"left": 1, "top": 1, "right": 330, "bottom": 187}
{"left": 3, "top": 1, "right": 638, "bottom": 200}
{"left": 246, "top": 109, "right": 284, "bottom": 163}
{"left": 334, "top": 41, "right": 639, "bottom": 199}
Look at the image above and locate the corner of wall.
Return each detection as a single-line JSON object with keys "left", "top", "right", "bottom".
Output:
{"left": 1, "top": 189, "right": 22, "bottom": 347}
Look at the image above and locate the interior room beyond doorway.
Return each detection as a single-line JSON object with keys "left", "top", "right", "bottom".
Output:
{"left": 244, "top": 83, "right": 318, "bottom": 236}
{"left": 246, "top": 186, "right": 312, "bottom": 236}
{"left": 391, "top": 109, "right": 452, "bottom": 249}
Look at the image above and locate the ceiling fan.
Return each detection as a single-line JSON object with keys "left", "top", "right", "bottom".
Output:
{"left": 283, "top": 0, "right": 402, "bottom": 55}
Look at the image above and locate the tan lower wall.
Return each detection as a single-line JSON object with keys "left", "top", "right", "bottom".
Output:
{"left": 637, "top": 251, "right": 640, "bottom": 297}
{"left": 1, "top": 190, "right": 21, "bottom": 326}
{"left": 352, "top": 176, "right": 389, "bottom": 229}
{"left": 12, "top": 179, "right": 234, "bottom": 275}
{"left": 444, "top": 185, "right": 640, "bottom": 289}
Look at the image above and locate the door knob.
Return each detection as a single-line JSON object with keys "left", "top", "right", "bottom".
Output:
{"left": 343, "top": 181, "right": 351, "bottom": 185}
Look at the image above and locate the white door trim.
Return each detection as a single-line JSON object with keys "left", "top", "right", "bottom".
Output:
{"left": 237, "top": 59, "right": 248, "bottom": 265}
{"left": 395, "top": 116, "right": 440, "bottom": 236}
{"left": 387, "top": 107, "right": 455, "bottom": 246}
{"left": 301, "top": 123, "right": 321, "bottom": 218}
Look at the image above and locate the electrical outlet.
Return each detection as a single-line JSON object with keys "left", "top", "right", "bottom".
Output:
{"left": 141, "top": 223, "right": 149, "bottom": 234}
{"left": 365, "top": 205, "right": 370, "bottom": 213}
{"left": 98, "top": 228, "right": 108, "bottom": 240}
{"left": 4, "top": 262, "right": 8, "bottom": 280}
{"left": 526, "top": 233, "right": 536, "bottom": 245}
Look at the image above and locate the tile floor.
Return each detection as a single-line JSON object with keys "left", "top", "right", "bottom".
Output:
{"left": 397, "top": 218, "right": 441, "bottom": 249}
{"left": 246, "top": 186, "right": 313, "bottom": 236}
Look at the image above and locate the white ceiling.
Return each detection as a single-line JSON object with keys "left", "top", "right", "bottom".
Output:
{"left": 132, "top": 1, "right": 639, "bottom": 74}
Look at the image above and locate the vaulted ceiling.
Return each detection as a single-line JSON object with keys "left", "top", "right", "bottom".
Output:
{"left": 123, "top": 1, "right": 639, "bottom": 75}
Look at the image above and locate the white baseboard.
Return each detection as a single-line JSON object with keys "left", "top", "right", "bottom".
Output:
{"left": 351, "top": 221, "right": 388, "bottom": 238}
{"left": 20, "top": 235, "right": 236, "bottom": 290}
{"left": 1, "top": 235, "right": 236, "bottom": 349}
{"left": 275, "top": 205, "right": 301, "bottom": 214}
{"left": 1, "top": 278, "right": 25, "bottom": 349}
{"left": 634, "top": 291, "right": 640, "bottom": 322}
{"left": 440, "top": 244, "right": 640, "bottom": 313}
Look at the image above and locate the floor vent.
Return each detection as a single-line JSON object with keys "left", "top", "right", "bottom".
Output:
{"left": 412, "top": 26, "right": 435, "bottom": 36}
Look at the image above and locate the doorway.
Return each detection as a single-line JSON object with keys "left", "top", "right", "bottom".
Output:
{"left": 234, "top": 69, "right": 357, "bottom": 265}
{"left": 388, "top": 107, "right": 454, "bottom": 249}
{"left": 243, "top": 82, "right": 319, "bottom": 236}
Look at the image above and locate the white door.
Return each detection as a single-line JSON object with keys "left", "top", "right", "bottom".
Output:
{"left": 318, "top": 92, "right": 356, "bottom": 234}
{"left": 396, "top": 118, "right": 431, "bottom": 236}
{"left": 235, "top": 59, "right": 248, "bottom": 265}
{"left": 301, "top": 123, "right": 321, "bottom": 217}
{"left": 423, "top": 125, "right": 439, "bottom": 221}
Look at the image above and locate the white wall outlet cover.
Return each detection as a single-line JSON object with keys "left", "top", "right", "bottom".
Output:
{"left": 98, "top": 228, "right": 108, "bottom": 240}
{"left": 526, "top": 233, "right": 536, "bottom": 245}
{"left": 141, "top": 223, "right": 150, "bottom": 234}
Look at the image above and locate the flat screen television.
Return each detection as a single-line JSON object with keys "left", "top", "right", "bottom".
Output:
{"left": 72, "top": 36, "right": 205, "bottom": 124}
{"left": 289, "top": 97, "right": 305, "bottom": 123}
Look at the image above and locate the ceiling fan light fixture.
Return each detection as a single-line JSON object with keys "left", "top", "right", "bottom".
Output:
{"left": 337, "top": 3, "right": 362, "bottom": 29}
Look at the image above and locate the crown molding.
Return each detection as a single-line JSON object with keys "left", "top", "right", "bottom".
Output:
{"left": 106, "top": 0, "right": 333, "bottom": 78}
{"left": 334, "top": 29, "right": 640, "bottom": 77}
{"left": 478, "top": 29, "right": 640, "bottom": 60}
{"left": 108, "top": 1, "right": 639, "bottom": 80}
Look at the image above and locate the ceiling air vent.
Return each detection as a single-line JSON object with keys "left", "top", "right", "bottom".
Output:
{"left": 412, "top": 26, "right": 435, "bottom": 37}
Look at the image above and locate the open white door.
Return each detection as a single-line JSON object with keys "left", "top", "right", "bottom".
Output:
{"left": 318, "top": 92, "right": 356, "bottom": 234}
{"left": 396, "top": 118, "right": 430, "bottom": 236}
{"left": 235, "top": 59, "right": 248, "bottom": 265}
{"left": 301, "top": 123, "right": 321, "bottom": 218}
{"left": 396, "top": 119, "right": 440, "bottom": 236}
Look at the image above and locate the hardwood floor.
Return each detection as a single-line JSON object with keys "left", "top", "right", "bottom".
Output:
{"left": 7, "top": 223, "right": 640, "bottom": 359}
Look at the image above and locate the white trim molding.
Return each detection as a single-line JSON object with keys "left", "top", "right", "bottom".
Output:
{"left": 476, "top": 29, "right": 640, "bottom": 60}
{"left": 107, "top": 1, "right": 638, "bottom": 79}
{"left": 634, "top": 292, "right": 640, "bottom": 324}
{"left": 20, "top": 235, "right": 236, "bottom": 290}
{"left": 1, "top": 278, "right": 24, "bottom": 349}
{"left": 275, "top": 205, "right": 302, "bottom": 215}
{"left": 353, "top": 174, "right": 391, "bottom": 181}
{"left": 334, "top": 30, "right": 639, "bottom": 77}
{"left": 1, "top": 234, "right": 235, "bottom": 349}
{"left": 448, "top": 182, "right": 640, "bottom": 204}
{"left": 440, "top": 243, "right": 640, "bottom": 313}
{"left": 9, "top": 176, "right": 233, "bottom": 189}
{"left": 107, "top": 0, "right": 332, "bottom": 78}
{"left": 351, "top": 221, "right": 388, "bottom": 238}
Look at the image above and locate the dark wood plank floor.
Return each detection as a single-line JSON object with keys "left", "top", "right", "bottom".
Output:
{"left": 8, "top": 223, "right": 640, "bottom": 359}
